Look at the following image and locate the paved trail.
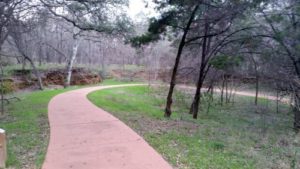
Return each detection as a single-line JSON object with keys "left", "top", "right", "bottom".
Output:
{"left": 177, "top": 85, "right": 290, "bottom": 103}
{"left": 42, "top": 84, "right": 172, "bottom": 169}
{"left": 42, "top": 83, "right": 286, "bottom": 169}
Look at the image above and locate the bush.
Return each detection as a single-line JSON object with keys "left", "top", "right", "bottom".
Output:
{"left": 0, "top": 81, "right": 15, "bottom": 94}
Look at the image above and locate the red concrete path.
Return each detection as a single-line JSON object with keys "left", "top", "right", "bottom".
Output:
{"left": 42, "top": 84, "right": 173, "bottom": 169}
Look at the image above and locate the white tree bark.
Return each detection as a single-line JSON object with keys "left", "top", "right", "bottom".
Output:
{"left": 65, "top": 31, "right": 80, "bottom": 87}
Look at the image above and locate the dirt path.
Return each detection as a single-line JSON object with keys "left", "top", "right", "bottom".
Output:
{"left": 42, "top": 84, "right": 172, "bottom": 169}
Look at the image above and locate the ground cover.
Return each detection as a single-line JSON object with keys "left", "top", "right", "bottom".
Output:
{"left": 88, "top": 86, "right": 300, "bottom": 169}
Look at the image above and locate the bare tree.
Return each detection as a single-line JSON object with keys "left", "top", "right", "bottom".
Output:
{"left": 9, "top": 19, "right": 44, "bottom": 90}
{"left": 65, "top": 28, "right": 81, "bottom": 87}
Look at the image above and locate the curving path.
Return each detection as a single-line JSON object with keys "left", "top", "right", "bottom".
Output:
{"left": 42, "top": 84, "right": 173, "bottom": 169}
{"left": 177, "top": 85, "right": 290, "bottom": 103}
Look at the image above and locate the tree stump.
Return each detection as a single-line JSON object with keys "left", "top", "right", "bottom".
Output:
{"left": 0, "top": 129, "right": 6, "bottom": 168}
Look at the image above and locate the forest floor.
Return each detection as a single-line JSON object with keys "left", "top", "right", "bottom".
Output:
{"left": 88, "top": 85, "right": 300, "bottom": 169}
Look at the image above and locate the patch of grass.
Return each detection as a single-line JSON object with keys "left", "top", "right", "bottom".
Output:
{"left": 88, "top": 86, "right": 300, "bottom": 169}
{"left": 100, "top": 79, "right": 142, "bottom": 85}
{"left": 1, "top": 88, "right": 69, "bottom": 168}
{"left": 0, "top": 79, "right": 125, "bottom": 168}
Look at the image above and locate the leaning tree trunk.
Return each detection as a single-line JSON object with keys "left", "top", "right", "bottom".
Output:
{"left": 165, "top": 42, "right": 184, "bottom": 117}
{"left": 189, "top": 21, "right": 209, "bottom": 119}
{"left": 31, "top": 64, "right": 43, "bottom": 90}
{"left": 25, "top": 57, "right": 43, "bottom": 90}
{"left": 164, "top": 5, "right": 199, "bottom": 117}
{"left": 15, "top": 45, "right": 44, "bottom": 90}
{"left": 189, "top": 77, "right": 204, "bottom": 119}
{"left": 65, "top": 37, "right": 80, "bottom": 88}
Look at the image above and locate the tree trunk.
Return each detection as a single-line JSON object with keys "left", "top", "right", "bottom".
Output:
{"left": 190, "top": 86, "right": 201, "bottom": 118}
{"left": 276, "top": 90, "right": 279, "bottom": 114}
{"left": 294, "top": 94, "right": 300, "bottom": 131}
{"left": 65, "top": 36, "right": 80, "bottom": 88}
{"left": 189, "top": 20, "right": 209, "bottom": 119}
{"left": 220, "top": 74, "right": 225, "bottom": 105}
{"left": 58, "top": 30, "right": 63, "bottom": 64}
{"left": 228, "top": 76, "right": 233, "bottom": 103}
{"left": 99, "top": 43, "right": 106, "bottom": 75}
{"left": 225, "top": 75, "right": 229, "bottom": 103}
{"left": 164, "top": 5, "right": 199, "bottom": 118}
{"left": 26, "top": 57, "right": 43, "bottom": 90}
{"left": 255, "top": 75, "right": 259, "bottom": 105}
{"left": 14, "top": 44, "right": 43, "bottom": 90}
{"left": 206, "top": 88, "right": 213, "bottom": 115}
{"left": 38, "top": 45, "right": 43, "bottom": 66}
{"left": 22, "top": 58, "right": 26, "bottom": 70}
{"left": 211, "top": 85, "right": 214, "bottom": 101}
{"left": 250, "top": 55, "right": 259, "bottom": 105}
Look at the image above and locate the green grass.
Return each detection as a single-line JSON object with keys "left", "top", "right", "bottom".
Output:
{"left": 100, "top": 78, "right": 142, "bottom": 85}
{"left": 0, "top": 88, "right": 71, "bottom": 168}
{"left": 88, "top": 86, "right": 300, "bottom": 169}
{"left": 0, "top": 79, "right": 132, "bottom": 168}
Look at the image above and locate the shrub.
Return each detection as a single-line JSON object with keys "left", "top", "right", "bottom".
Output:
{"left": 0, "top": 81, "right": 15, "bottom": 94}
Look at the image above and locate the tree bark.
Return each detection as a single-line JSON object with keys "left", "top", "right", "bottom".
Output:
{"left": 220, "top": 74, "right": 225, "bottom": 105}
{"left": 294, "top": 94, "right": 300, "bottom": 131}
{"left": 276, "top": 90, "right": 279, "bottom": 114}
{"left": 164, "top": 5, "right": 199, "bottom": 117}
{"left": 16, "top": 53, "right": 44, "bottom": 90}
{"left": 22, "top": 58, "right": 26, "bottom": 70}
{"left": 189, "top": 20, "right": 210, "bottom": 119}
{"left": 225, "top": 75, "right": 229, "bottom": 103}
{"left": 37, "top": 43, "right": 43, "bottom": 66}
{"left": 254, "top": 69, "right": 259, "bottom": 106}
{"left": 26, "top": 57, "right": 44, "bottom": 90}
{"left": 249, "top": 55, "right": 259, "bottom": 105}
{"left": 65, "top": 35, "right": 80, "bottom": 87}
{"left": 295, "top": 110, "right": 300, "bottom": 131}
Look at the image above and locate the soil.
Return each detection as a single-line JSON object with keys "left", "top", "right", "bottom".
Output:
{"left": 7, "top": 68, "right": 102, "bottom": 91}
{"left": 43, "top": 68, "right": 101, "bottom": 86}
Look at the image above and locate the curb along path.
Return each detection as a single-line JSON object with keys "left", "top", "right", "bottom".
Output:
{"left": 42, "top": 84, "right": 173, "bottom": 169}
